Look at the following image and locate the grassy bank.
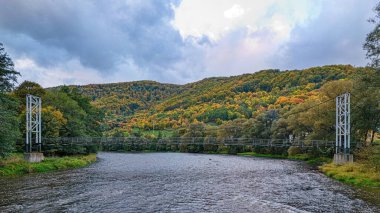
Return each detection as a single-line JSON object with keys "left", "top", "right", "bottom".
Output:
{"left": 320, "top": 162, "right": 380, "bottom": 187}
{"left": 237, "top": 151, "right": 380, "bottom": 187}
{"left": 0, "top": 154, "right": 96, "bottom": 176}
{"left": 319, "top": 145, "right": 380, "bottom": 187}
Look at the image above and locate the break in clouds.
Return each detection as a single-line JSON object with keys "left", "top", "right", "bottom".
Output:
{"left": 0, "top": 0, "right": 376, "bottom": 87}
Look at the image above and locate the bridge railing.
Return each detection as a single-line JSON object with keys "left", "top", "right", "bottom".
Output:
{"left": 40, "top": 137, "right": 336, "bottom": 148}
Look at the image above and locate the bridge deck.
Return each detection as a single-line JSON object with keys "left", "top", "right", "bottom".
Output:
{"left": 39, "top": 137, "right": 337, "bottom": 148}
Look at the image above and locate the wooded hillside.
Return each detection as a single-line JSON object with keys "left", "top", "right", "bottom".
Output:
{"left": 66, "top": 64, "right": 375, "bottom": 141}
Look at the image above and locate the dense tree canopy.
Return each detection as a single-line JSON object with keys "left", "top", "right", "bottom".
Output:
{"left": 364, "top": 2, "right": 380, "bottom": 68}
{"left": 0, "top": 43, "right": 20, "bottom": 93}
{"left": 0, "top": 93, "right": 20, "bottom": 158}
{"left": 0, "top": 44, "right": 20, "bottom": 158}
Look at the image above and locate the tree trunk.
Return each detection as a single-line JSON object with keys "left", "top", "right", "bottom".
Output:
{"left": 363, "top": 130, "right": 369, "bottom": 146}
{"left": 370, "top": 129, "right": 376, "bottom": 144}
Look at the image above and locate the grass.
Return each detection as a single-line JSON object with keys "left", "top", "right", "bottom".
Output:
{"left": 0, "top": 153, "right": 96, "bottom": 176}
{"left": 237, "top": 152, "right": 286, "bottom": 159}
{"left": 320, "top": 162, "right": 380, "bottom": 187}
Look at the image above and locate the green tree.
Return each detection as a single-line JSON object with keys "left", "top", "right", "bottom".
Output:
{"left": 183, "top": 123, "right": 206, "bottom": 137}
{"left": 271, "top": 118, "right": 291, "bottom": 139}
{"left": 218, "top": 118, "right": 246, "bottom": 138}
{"left": 61, "top": 87, "right": 104, "bottom": 136}
{"left": 0, "top": 44, "right": 20, "bottom": 158}
{"left": 0, "top": 93, "right": 20, "bottom": 158}
{"left": 361, "top": 2, "right": 380, "bottom": 144}
{"left": 0, "top": 43, "right": 20, "bottom": 92}
{"left": 44, "top": 91, "right": 87, "bottom": 137}
{"left": 244, "top": 110, "right": 278, "bottom": 139}
{"left": 364, "top": 2, "right": 380, "bottom": 68}
{"left": 351, "top": 73, "right": 380, "bottom": 144}
{"left": 13, "top": 81, "right": 46, "bottom": 112}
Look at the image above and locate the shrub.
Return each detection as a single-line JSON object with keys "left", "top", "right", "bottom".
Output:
{"left": 287, "top": 146, "right": 302, "bottom": 156}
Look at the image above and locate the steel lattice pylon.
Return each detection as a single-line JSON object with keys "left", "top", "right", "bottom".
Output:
{"left": 26, "top": 95, "right": 42, "bottom": 152}
{"left": 336, "top": 93, "right": 350, "bottom": 154}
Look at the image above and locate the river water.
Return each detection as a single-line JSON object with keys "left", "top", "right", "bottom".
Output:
{"left": 0, "top": 152, "right": 379, "bottom": 212}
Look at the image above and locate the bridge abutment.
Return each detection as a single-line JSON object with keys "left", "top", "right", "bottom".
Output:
{"left": 24, "top": 152, "right": 44, "bottom": 163}
{"left": 333, "top": 153, "right": 353, "bottom": 164}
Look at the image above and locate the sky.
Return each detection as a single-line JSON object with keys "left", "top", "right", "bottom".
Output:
{"left": 0, "top": 0, "right": 377, "bottom": 87}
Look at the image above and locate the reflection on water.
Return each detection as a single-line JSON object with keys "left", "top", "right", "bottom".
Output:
{"left": 0, "top": 152, "right": 379, "bottom": 212}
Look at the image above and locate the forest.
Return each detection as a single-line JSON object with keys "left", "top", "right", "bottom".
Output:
{"left": 0, "top": 44, "right": 105, "bottom": 157}
{"left": 60, "top": 65, "right": 379, "bottom": 147}
{"left": 1, "top": 38, "right": 379, "bottom": 160}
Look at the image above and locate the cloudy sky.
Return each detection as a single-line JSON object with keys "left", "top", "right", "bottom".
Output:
{"left": 0, "top": 0, "right": 377, "bottom": 87}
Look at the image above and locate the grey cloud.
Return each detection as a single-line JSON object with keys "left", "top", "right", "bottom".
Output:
{"left": 0, "top": 0, "right": 183, "bottom": 76}
{"left": 278, "top": 0, "right": 376, "bottom": 69}
{"left": 0, "top": 0, "right": 376, "bottom": 86}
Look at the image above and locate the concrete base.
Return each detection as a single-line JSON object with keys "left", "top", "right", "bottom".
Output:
{"left": 24, "top": 152, "right": 44, "bottom": 163}
{"left": 333, "top": 153, "right": 353, "bottom": 165}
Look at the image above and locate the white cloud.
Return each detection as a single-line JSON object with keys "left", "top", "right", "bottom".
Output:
{"left": 15, "top": 58, "right": 104, "bottom": 87}
{"left": 171, "top": 0, "right": 322, "bottom": 78}
{"left": 172, "top": 0, "right": 318, "bottom": 42}
{"left": 224, "top": 4, "right": 245, "bottom": 19}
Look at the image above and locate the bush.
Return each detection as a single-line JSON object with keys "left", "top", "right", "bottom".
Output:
{"left": 288, "top": 146, "right": 302, "bottom": 156}
{"left": 355, "top": 145, "right": 380, "bottom": 171}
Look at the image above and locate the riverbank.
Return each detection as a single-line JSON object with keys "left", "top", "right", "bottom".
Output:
{"left": 320, "top": 145, "right": 380, "bottom": 188}
{"left": 237, "top": 151, "right": 380, "bottom": 187}
{"left": 320, "top": 162, "right": 380, "bottom": 187}
{"left": 0, "top": 154, "right": 96, "bottom": 176}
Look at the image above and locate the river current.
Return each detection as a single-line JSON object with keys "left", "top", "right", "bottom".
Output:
{"left": 0, "top": 152, "right": 379, "bottom": 212}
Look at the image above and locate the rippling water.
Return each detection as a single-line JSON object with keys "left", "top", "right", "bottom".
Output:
{"left": 0, "top": 152, "right": 379, "bottom": 212}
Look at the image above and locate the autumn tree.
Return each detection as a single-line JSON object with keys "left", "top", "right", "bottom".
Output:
{"left": 41, "top": 106, "right": 67, "bottom": 137}
{"left": 282, "top": 80, "right": 353, "bottom": 141}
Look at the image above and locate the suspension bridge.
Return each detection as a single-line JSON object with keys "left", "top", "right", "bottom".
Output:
{"left": 23, "top": 92, "right": 354, "bottom": 163}
{"left": 37, "top": 137, "right": 338, "bottom": 150}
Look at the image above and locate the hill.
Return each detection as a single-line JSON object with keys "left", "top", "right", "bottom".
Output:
{"left": 65, "top": 65, "right": 371, "bottom": 136}
{"left": 52, "top": 80, "right": 182, "bottom": 129}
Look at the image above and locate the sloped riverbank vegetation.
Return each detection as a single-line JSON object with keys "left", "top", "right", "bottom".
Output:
{"left": 0, "top": 154, "right": 96, "bottom": 176}
{"left": 320, "top": 145, "right": 380, "bottom": 187}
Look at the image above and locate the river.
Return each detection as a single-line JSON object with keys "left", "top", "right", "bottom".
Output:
{"left": 0, "top": 152, "right": 379, "bottom": 212}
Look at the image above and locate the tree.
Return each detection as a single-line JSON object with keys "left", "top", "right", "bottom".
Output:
{"left": 61, "top": 86, "right": 104, "bottom": 136}
{"left": 244, "top": 110, "right": 278, "bottom": 139}
{"left": 44, "top": 91, "right": 87, "bottom": 137}
{"left": 361, "top": 2, "right": 380, "bottom": 144}
{"left": 282, "top": 80, "right": 352, "bottom": 141}
{"left": 41, "top": 106, "right": 67, "bottom": 138}
{"left": 0, "top": 43, "right": 20, "bottom": 92}
{"left": 218, "top": 118, "right": 246, "bottom": 138}
{"left": 351, "top": 72, "right": 380, "bottom": 144}
{"left": 0, "top": 44, "right": 20, "bottom": 158}
{"left": 0, "top": 93, "right": 20, "bottom": 158}
{"left": 364, "top": 2, "right": 380, "bottom": 68}
{"left": 13, "top": 81, "right": 46, "bottom": 111}
{"left": 183, "top": 123, "right": 206, "bottom": 137}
